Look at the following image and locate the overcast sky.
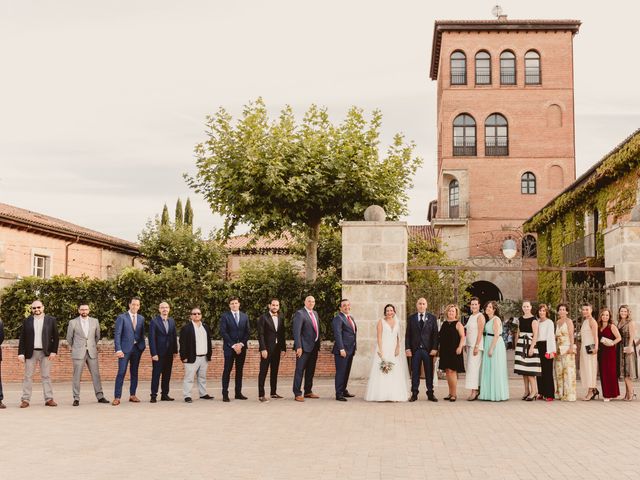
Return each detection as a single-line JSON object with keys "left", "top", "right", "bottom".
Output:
{"left": 1, "top": 0, "right": 638, "bottom": 242}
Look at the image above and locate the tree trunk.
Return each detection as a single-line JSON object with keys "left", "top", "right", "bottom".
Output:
{"left": 305, "top": 221, "right": 321, "bottom": 282}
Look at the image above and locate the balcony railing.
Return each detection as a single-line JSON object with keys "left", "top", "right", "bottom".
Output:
{"left": 451, "top": 72, "right": 466, "bottom": 85}
{"left": 500, "top": 73, "right": 515, "bottom": 85}
{"left": 525, "top": 73, "right": 540, "bottom": 85}
{"left": 485, "top": 145, "right": 509, "bottom": 156}
{"left": 563, "top": 234, "right": 596, "bottom": 265}
{"left": 475, "top": 73, "right": 491, "bottom": 85}
{"left": 438, "top": 201, "right": 469, "bottom": 220}
{"left": 453, "top": 145, "right": 476, "bottom": 156}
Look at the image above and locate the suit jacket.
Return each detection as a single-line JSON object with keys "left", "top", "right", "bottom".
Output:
{"left": 332, "top": 312, "right": 357, "bottom": 356}
{"left": 66, "top": 316, "right": 100, "bottom": 360}
{"left": 114, "top": 312, "right": 146, "bottom": 354}
{"left": 18, "top": 315, "right": 59, "bottom": 358}
{"left": 149, "top": 315, "right": 178, "bottom": 357}
{"left": 257, "top": 312, "right": 286, "bottom": 353}
{"left": 220, "top": 311, "right": 250, "bottom": 354}
{"left": 0, "top": 320, "right": 4, "bottom": 361}
{"left": 293, "top": 308, "right": 320, "bottom": 353}
{"left": 405, "top": 312, "right": 439, "bottom": 352}
{"left": 179, "top": 321, "right": 212, "bottom": 363}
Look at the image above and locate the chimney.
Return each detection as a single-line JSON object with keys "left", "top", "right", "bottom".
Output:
{"left": 498, "top": 14, "right": 508, "bottom": 22}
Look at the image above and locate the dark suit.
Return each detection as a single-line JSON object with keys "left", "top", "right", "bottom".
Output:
{"left": 292, "top": 308, "right": 321, "bottom": 397}
{"left": 332, "top": 313, "right": 357, "bottom": 398}
{"left": 113, "top": 311, "right": 146, "bottom": 399}
{"left": 220, "top": 310, "right": 250, "bottom": 397}
{"left": 149, "top": 315, "right": 178, "bottom": 398}
{"left": 0, "top": 320, "right": 4, "bottom": 402}
{"left": 257, "top": 312, "right": 286, "bottom": 397}
{"left": 405, "top": 312, "right": 439, "bottom": 395}
{"left": 179, "top": 322, "right": 212, "bottom": 363}
{"left": 18, "top": 315, "right": 59, "bottom": 402}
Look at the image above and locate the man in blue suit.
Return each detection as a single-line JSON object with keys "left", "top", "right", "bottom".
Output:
{"left": 292, "top": 296, "right": 321, "bottom": 402}
{"left": 112, "top": 297, "right": 146, "bottom": 406}
{"left": 332, "top": 299, "right": 357, "bottom": 401}
{"left": 148, "top": 301, "right": 178, "bottom": 403}
{"left": 405, "top": 297, "right": 439, "bottom": 402}
{"left": 220, "top": 296, "right": 250, "bottom": 402}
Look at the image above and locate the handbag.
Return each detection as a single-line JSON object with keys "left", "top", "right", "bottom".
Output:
{"left": 585, "top": 344, "right": 596, "bottom": 354}
{"left": 600, "top": 337, "right": 615, "bottom": 347}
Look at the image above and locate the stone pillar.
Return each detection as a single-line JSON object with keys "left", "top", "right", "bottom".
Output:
{"left": 604, "top": 221, "right": 640, "bottom": 333}
{"left": 341, "top": 218, "right": 407, "bottom": 379}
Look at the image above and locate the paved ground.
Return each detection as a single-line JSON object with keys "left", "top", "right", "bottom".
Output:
{"left": 1, "top": 377, "right": 639, "bottom": 480}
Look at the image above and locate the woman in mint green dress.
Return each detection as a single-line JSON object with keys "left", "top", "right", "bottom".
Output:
{"left": 479, "top": 301, "right": 510, "bottom": 401}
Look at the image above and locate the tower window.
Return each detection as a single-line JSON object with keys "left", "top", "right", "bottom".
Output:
{"left": 453, "top": 114, "right": 476, "bottom": 156}
{"left": 525, "top": 50, "right": 541, "bottom": 85}
{"left": 521, "top": 172, "right": 536, "bottom": 194}
{"left": 475, "top": 51, "right": 491, "bottom": 85}
{"left": 449, "top": 179, "right": 460, "bottom": 218}
{"left": 500, "top": 51, "right": 516, "bottom": 85}
{"left": 450, "top": 51, "right": 467, "bottom": 85}
{"left": 485, "top": 113, "right": 508, "bottom": 156}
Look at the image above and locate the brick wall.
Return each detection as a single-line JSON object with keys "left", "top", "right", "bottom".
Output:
{"left": 0, "top": 340, "right": 336, "bottom": 382}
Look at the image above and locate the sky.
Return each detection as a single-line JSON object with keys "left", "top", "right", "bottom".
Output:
{"left": 1, "top": 0, "right": 639, "bottom": 242}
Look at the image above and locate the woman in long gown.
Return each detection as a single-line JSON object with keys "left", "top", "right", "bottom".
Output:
{"left": 554, "top": 303, "right": 577, "bottom": 401}
{"left": 535, "top": 304, "right": 556, "bottom": 401}
{"left": 579, "top": 303, "right": 599, "bottom": 401}
{"left": 465, "top": 297, "right": 485, "bottom": 401}
{"left": 439, "top": 304, "right": 466, "bottom": 402}
{"left": 617, "top": 305, "right": 638, "bottom": 400}
{"left": 598, "top": 307, "right": 621, "bottom": 401}
{"left": 365, "top": 304, "right": 410, "bottom": 402}
{"left": 479, "top": 301, "right": 509, "bottom": 401}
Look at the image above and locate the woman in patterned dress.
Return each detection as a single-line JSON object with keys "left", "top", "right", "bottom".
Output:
{"left": 554, "top": 303, "right": 576, "bottom": 401}
{"left": 514, "top": 301, "right": 540, "bottom": 401}
{"left": 617, "top": 305, "right": 638, "bottom": 401}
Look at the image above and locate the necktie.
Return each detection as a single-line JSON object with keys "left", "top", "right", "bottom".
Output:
{"left": 132, "top": 314, "right": 137, "bottom": 330}
{"left": 234, "top": 312, "right": 239, "bottom": 326}
{"left": 346, "top": 315, "right": 355, "bottom": 332}
{"left": 163, "top": 320, "right": 169, "bottom": 333}
{"left": 309, "top": 311, "right": 318, "bottom": 339}
{"left": 419, "top": 313, "right": 424, "bottom": 330}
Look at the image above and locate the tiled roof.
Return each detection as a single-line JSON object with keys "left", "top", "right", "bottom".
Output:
{"left": 429, "top": 19, "right": 581, "bottom": 80}
{"left": 407, "top": 225, "right": 438, "bottom": 247}
{"left": 0, "top": 202, "right": 139, "bottom": 254}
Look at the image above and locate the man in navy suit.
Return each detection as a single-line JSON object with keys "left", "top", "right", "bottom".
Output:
{"left": 405, "top": 297, "right": 439, "bottom": 402}
{"left": 292, "top": 296, "right": 321, "bottom": 402}
{"left": 149, "top": 301, "right": 178, "bottom": 403}
{"left": 220, "top": 296, "right": 250, "bottom": 402}
{"left": 112, "top": 297, "right": 146, "bottom": 405}
{"left": 332, "top": 299, "right": 357, "bottom": 401}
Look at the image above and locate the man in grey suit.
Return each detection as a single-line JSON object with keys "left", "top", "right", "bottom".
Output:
{"left": 66, "top": 304, "right": 109, "bottom": 406}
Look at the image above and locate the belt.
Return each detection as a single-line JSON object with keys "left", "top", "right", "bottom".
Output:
{"left": 196, "top": 354, "right": 206, "bottom": 357}
{"left": 483, "top": 333, "right": 494, "bottom": 337}
{"left": 33, "top": 348, "right": 43, "bottom": 351}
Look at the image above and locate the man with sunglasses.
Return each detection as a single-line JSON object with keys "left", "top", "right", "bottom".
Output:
{"left": 179, "top": 307, "right": 213, "bottom": 403}
{"left": 18, "top": 300, "right": 59, "bottom": 407}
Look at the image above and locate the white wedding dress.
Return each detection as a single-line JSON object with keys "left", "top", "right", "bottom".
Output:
{"left": 364, "top": 318, "right": 411, "bottom": 402}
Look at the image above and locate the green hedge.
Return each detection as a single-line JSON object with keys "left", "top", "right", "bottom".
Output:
{"left": 0, "top": 261, "right": 342, "bottom": 341}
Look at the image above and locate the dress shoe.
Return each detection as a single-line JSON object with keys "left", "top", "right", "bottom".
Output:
{"left": 258, "top": 396, "right": 270, "bottom": 403}
{"left": 427, "top": 394, "right": 438, "bottom": 402}
{"left": 112, "top": 398, "right": 121, "bottom": 406}
{"left": 73, "top": 400, "right": 80, "bottom": 407}
{"left": 129, "top": 395, "right": 140, "bottom": 403}
{"left": 409, "top": 393, "right": 418, "bottom": 402}
{"left": 0, "top": 402, "right": 6, "bottom": 409}
{"left": 45, "top": 399, "right": 57, "bottom": 407}
{"left": 200, "top": 394, "right": 214, "bottom": 400}
{"left": 270, "top": 393, "right": 283, "bottom": 399}
{"left": 150, "top": 397, "right": 157, "bottom": 403}
{"left": 294, "top": 396, "right": 305, "bottom": 402}
{"left": 161, "top": 395, "right": 175, "bottom": 401}
{"left": 98, "top": 398, "right": 110, "bottom": 404}
{"left": 343, "top": 391, "right": 355, "bottom": 398}
{"left": 304, "top": 392, "right": 320, "bottom": 399}
{"left": 235, "top": 393, "right": 248, "bottom": 400}
{"left": 336, "top": 396, "right": 347, "bottom": 402}
{"left": 20, "top": 400, "right": 30, "bottom": 408}
{"left": 184, "top": 397, "right": 193, "bottom": 403}
{"left": 223, "top": 396, "right": 230, "bottom": 402}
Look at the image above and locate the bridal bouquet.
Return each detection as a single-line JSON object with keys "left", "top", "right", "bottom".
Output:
{"left": 379, "top": 359, "right": 395, "bottom": 374}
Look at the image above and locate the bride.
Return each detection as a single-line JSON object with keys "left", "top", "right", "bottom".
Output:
{"left": 365, "top": 304, "right": 411, "bottom": 402}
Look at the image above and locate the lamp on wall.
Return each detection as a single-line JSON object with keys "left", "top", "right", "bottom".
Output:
{"left": 502, "top": 237, "right": 517, "bottom": 262}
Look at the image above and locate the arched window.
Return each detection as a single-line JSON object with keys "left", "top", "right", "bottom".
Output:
{"left": 453, "top": 114, "right": 476, "bottom": 156}
{"left": 500, "top": 51, "right": 516, "bottom": 85}
{"left": 485, "top": 113, "right": 509, "bottom": 156}
{"left": 449, "top": 179, "right": 460, "bottom": 218}
{"left": 522, "top": 235, "right": 537, "bottom": 258}
{"left": 521, "top": 172, "right": 536, "bottom": 194}
{"left": 525, "top": 50, "right": 541, "bottom": 84}
{"left": 475, "top": 51, "right": 491, "bottom": 85}
{"left": 450, "top": 51, "right": 466, "bottom": 85}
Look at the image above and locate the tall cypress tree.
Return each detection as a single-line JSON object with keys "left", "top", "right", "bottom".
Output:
{"left": 175, "top": 198, "right": 184, "bottom": 226}
{"left": 184, "top": 197, "right": 194, "bottom": 230}
{"left": 161, "top": 204, "right": 170, "bottom": 226}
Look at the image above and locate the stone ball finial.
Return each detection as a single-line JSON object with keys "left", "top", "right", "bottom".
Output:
{"left": 364, "top": 205, "right": 386, "bottom": 222}
{"left": 631, "top": 177, "right": 640, "bottom": 221}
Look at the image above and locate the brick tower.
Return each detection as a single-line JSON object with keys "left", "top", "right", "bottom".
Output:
{"left": 428, "top": 17, "right": 581, "bottom": 302}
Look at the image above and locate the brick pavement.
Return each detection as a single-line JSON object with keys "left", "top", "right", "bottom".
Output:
{"left": 1, "top": 377, "right": 638, "bottom": 480}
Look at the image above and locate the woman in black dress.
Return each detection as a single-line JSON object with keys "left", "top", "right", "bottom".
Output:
{"left": 439, "top": 304, "right": 466, "bottom": 402}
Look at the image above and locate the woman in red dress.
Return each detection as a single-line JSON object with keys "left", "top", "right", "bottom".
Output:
{"left": 598, "top": 308, "right": 621, "bottom": 401}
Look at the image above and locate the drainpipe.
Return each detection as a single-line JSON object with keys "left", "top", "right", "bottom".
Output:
{"left": 64, "top": 236, "right": 80, "bottom": 275}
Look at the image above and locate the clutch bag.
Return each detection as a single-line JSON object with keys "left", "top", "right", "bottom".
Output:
{"left": 600, "top": 337, "right": 615, "bottom": 347}
{"left": 585, "top": 344, "right": 596, "bottom": 354}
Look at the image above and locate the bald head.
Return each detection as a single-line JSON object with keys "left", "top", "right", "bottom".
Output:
{"left": 304, "top": 296, "right": 315, "bottom": 310}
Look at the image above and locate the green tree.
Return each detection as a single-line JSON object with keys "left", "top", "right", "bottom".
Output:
{"left": 175, "top": 198, "right": 184, "bottom": 226}
{"left": 186, "top": 97, "right": 421, "bottom": 282}
{"left": 160, "top": 204, "right": 170, "bottom": 226}
{"left": 184, "top": 197, "right": 194, "bottom": 230}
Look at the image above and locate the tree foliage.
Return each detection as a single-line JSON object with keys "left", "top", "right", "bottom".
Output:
{"left": 161, "top": 204, "right": 170, "bottom": 226}
{"left": 184, "top": 197, "right": 194, "bottom": 229}
{"left": 186, "top": 98, "right": 421, "bottom": 281}
{"left": 175, "top": 198, "right": 184, "bottom": 226}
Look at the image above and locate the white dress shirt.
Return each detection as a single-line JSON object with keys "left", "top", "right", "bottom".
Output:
{"left": 80, "top": 317, "right": 90, "bottom": 338}
{"left": 33, "top": 315, "right": 44, "bottom": 349}
{"left": 537, "top": 319, "right": 557, "bottom": 354}
{"left": 193, "top": 321, "right": 208, "bottom": 355}
{"left": 272, "top": 315, "right": 279, "bottom": 343}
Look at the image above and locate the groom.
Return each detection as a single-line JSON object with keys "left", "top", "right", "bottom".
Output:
{"left": 332, "top": 299, "right": 357, "bottom": 401}
{"left": 405, "top": 297, "right": 439, "bottom": 402}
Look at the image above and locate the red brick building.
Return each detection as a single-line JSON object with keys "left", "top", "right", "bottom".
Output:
{"left": 428, "top": 17, "right": 581, "bottom": 303}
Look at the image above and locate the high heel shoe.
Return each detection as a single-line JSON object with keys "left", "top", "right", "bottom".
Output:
{"left": 525, "top": 395, "right": 537, "bottom": 401}
{"left": 623, "top": 392, "right": 636, "bottom": 401}
{"left": 521, "top": 394, "right": 529, "bottom": 401}
{"left": 444, "top": 395, "right": 452, "bottom": 401}
{"left": 467, "top": 392, "right": 480, "bottom": 401}
{"left": 591, "top": 390, "right": 600, "bottom": 400}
